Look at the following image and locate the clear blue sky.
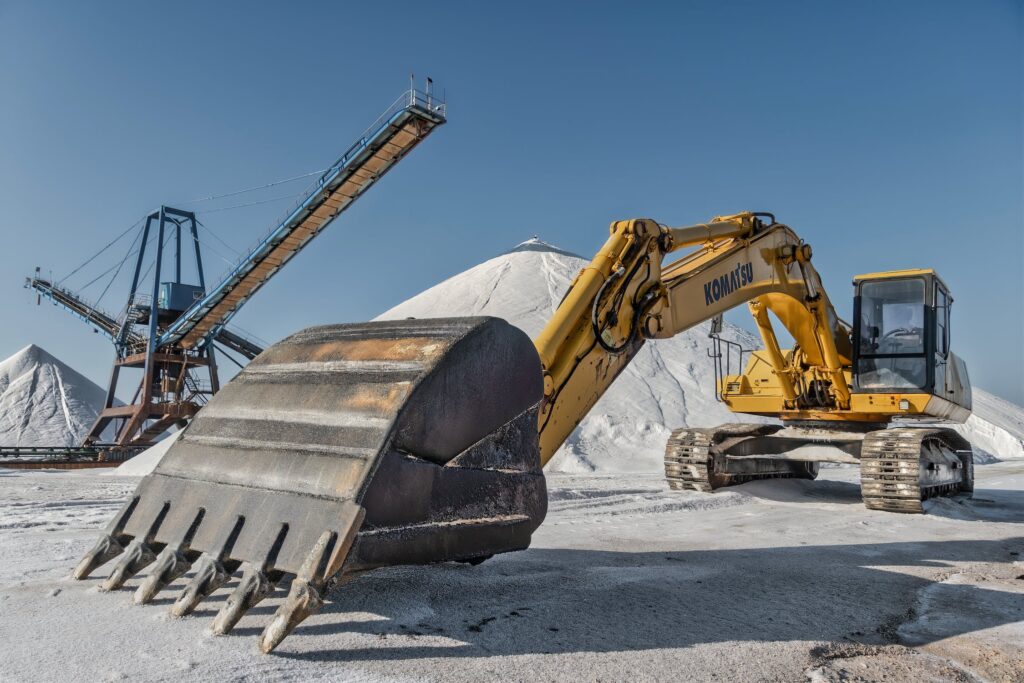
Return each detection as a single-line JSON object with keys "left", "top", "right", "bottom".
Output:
{"left": 1, "top": 1, "right": 1021, "bottom": 403}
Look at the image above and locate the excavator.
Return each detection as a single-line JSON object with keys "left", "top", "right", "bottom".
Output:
{"left": 73, "top": 212, "right": 974, "bottom": 652}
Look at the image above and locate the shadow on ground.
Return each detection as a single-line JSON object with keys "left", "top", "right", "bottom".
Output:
{"left": 267, "top": 536, "right": 1024, "bottom": 662}
{"left": 64, "top": 469, "right": 1024, "bottom": 665}
{"left": 729, "top": 477, "right": 1024, "bottom": 522}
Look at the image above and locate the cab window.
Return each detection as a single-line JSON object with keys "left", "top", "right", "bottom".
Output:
{"left": 857, "top": 278, "right": 927, "bottom": 390}
{"left": 859, "top": 279, "right": 925, "bottom": 355}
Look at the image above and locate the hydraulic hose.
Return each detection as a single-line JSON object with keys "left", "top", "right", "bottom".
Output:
{"left": 591, "top": 256, "right": 655, "bottom": 355}
{"left": 591, "top": 266, "right": 627, "bottom": 353}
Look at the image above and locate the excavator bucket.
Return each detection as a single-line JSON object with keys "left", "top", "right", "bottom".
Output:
{"left": 73, "top": 317, "right": 547, "bottom": 652}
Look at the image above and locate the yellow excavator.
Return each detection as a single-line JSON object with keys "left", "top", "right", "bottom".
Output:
{"left": 73, "top": 212, "right": 973, "bottom": 652}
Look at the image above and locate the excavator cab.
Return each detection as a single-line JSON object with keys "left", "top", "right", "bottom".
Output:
{"left": 851, "top": 269, "right": 971, "bottom": 413}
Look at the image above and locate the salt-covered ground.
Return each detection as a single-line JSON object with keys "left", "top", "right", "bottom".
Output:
{"left": 3, "top": 239, "right": 1022, "bottom": 681}
{"left": 1, "top": 464, "right": 1021, "bottom": 682}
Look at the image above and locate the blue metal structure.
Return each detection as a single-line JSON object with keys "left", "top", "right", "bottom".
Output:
{"left": 26, "top": 205, "right": 222, "bottom": 447}
{"left": 24, "top": 86, "right": 447, "bottom": 450}
{"left": 27, "top": 276, "right": 263, "bottom": 359}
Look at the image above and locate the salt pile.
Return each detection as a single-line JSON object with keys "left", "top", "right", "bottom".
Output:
{"left": 955, "top": 388, "right": 1024, "bottom": 461}
{"left": 113, "top": 430, "right": 182, "bottom": 476}
{"left": 376, "top": 239, "right": 762, "bottom": 472}
{"left": 0, "top": 344, "right": 106, "bottom": 447}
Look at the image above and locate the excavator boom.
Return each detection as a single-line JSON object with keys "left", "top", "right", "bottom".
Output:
{"left": 533, "top": 213, "right": 856, "bottom": 463}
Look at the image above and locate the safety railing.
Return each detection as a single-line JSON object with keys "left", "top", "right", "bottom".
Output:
{"left": 707, "top": 317, "right": 751, "bottom": 403}
{"left": 227, "top": 88, "right": 446, "bottom": 277}
{"left": 26, "top": 277, "right": 122, "bottom": 339}
{"left": 157, "top": 87, "right": 446, "bottom": 349}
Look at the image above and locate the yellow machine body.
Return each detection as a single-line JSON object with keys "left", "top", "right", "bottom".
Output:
{"left": 530, "top": 212, "right": 974, "bottom": 513}
{"left": 721, "top": 351, "right": 970, "bottom": 423}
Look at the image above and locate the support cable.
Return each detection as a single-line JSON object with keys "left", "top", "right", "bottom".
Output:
{"left": 178, "top": 168, "right": 327, "bottom": 205}
{"left": 195, "top": 219, "right": 241, "bottom": 256}
{"left": 93, "top": 224, "right": 147, "bottom": 310}
{"left": 194, "top": 192, "right": 304, "bottom": 215}
{"left": 194, "top": 235, "right": 242, "bottom": 270}
{"left": 58, "top": 215, "right": 148, "bottom": 286}
{"left": 77, "top": 221, "right": 160, "bottom": 293}
{"left": 57, "top": 165, "right": 322, "bottom": 288}
{"left": 76, "top": 260, "right": 126, "bottom": 294}
{"left": 133, "top": 225, "right": 179, "bottom": 293}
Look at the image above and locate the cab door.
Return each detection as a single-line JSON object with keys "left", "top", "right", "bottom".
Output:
{"left": 933, "top": 282, "right": 971, "bottom": 408}
{"left": 933, "top": 282, "right": 950, "bottom": 395}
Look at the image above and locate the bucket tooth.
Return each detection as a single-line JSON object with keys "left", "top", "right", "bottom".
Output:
{"left": 134, "top": 508, "right": 206, "bottom": 604}
{"left": 100, "top": 501, "right": 171, "bottom": 591}
{"left": 259, "top": 577, "right": 323, "bottom": 654}
{"left": 211, "top": 562, "right": 278, "bottom": 635}
{"left": 260, "top": 520, "right": 362, "bottom": 653}
{"left": 72, "top": 496, "right": 141, "bottom": 579}
{"left": 134, "top": 545, "right": 191, "bottom": 605}
{"left": 171, "top": 554, "right": 236, "bottom": 617}
{"left": 73, "top": 534, "right": 124, "bottom": 580}
{"left": 101, "top": 539, "right": 157, "bottom": 591}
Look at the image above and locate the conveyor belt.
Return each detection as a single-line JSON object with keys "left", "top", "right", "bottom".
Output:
{"left": 0, "top": 445, "right": 143, "bottom": 468}
{"left": 158, "top": 90, "right": 446, "bottom": 352}
{"left": 26, "top": 277, "right": 137, "bottom": 344}
{"left": 27, "top": 277, "right": 264, "bottom": 360}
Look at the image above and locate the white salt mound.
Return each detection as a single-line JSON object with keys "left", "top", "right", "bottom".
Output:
{"left": 114, "top": 430, "right": 183, "bottom": 476}
{"left": 0, "top": 344, "right": 106, "bottom": 447}
{"left": 376, "top": 239, "right": 763, "bottom": 472}
{"left": 954, "top": 388, "right": 1024, "bottom": 461}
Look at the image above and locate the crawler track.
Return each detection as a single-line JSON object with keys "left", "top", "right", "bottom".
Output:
{"left": 664, "top": 428, "right": 717, "bottom": 492}
{"left": 665, "top": 423, "right": 972, "bottom": 514}
{"left": 859, "top": 428, "right": 973, "bottom": 514}
{"left": 664, "top": 424, "right": 815, "bottom": 492}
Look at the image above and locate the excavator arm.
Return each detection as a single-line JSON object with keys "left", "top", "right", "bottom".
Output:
{"left": 534, "top": 212, "right": 852, "bottom": 465}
